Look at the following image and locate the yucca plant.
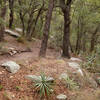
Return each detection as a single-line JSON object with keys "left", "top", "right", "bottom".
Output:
{"left": 0, "top": 85, "right": 3, "bottom": 91}
{"left": 33, "top": 73, "right": 54, "bottom": 99}
{"left": 64, "top": 76, "right": 78, "bottom": 90}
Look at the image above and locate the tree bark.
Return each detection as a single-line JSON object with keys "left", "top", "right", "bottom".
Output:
{"left": 30, "top": 1, "right": 44, "bottom": 37}
{"left": 75, "top": 17, "right": 83, "bottom": 54}
{"left": 90, "top": 25, "right": 99, "bottom": 52}
{"left": 0, "top": 0, "right": 6, "bottom": 41}
{"left": 9, "top": 0, "right": 14, "bottom": 28}
{"left": 60, "top": 0, "right": 72, "bottom": 58}
{"left": 39, "top": 0, "right": 54, "bottom": 57}
{"left": 18, "top": 0, "right": 25, "bottom": 35}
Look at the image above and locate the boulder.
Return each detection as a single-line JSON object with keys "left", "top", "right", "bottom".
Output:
{"left": 56, "top": 94, "right": 67, "bottom": 100}
{"left": 68, "top": 62, "right": 84, "bottom": 76}
{"left": 1, "top": 61, "right": 20, "bottom": 73}
{"left": 5, "top": 29, "right": 21, "bottom": 38}
{"left": 68, "top": 62, "right": 80, "bottom": 69}
{"left": 15, "top": 28, "right": 22, "bottom": 33}
{"left": 25, "top": 75, "right": 54, "bottom": 82}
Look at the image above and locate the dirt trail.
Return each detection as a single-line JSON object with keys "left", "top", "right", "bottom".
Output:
{"left": 0, "top": 35, "right": 59, "bottom": 65}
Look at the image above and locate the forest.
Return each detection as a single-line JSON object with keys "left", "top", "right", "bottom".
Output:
{"left": 0, "top": 0, "right": 100, "bottom": 100}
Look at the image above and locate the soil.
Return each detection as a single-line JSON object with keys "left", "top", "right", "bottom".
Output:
{"left": 0, "top": 35, "right": 100, "bottom": 100}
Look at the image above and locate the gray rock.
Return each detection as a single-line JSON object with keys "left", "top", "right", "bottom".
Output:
{"left": 68, "top": 62, "right": 80, "bottom": 69}
{"left": 59, "top": 73, "right": 68, "bottom": 80}
{"left": 96, "top": 77, "right": 100, "bottom": 85}
{"left": 25, "top": 75, "right": 54, "bottom": 82}
{"left": 56, "top": 94, "right": 67, "bottom": 100}
{"left": 1, "top": 61, "right": 20, "bottom": 73}
{"left": 25, "top": 75, "right": 41, "bottom": 82}
{"left": 68, "top": 62, "right": 84, "bottom": 76}
{"left": 5, "top": 29, "right": 21, "bottom": 38}
{"left": 15, "top": 28, "right": 22, "bottom": 33}
{"left": 70, "top": 57, "right": 82, "bottom": 62}
{"left": 88, "top": 77, "right": 98, "bottom": 88}
{"left": 76, "top": 68, "right": 84, "bottom": 76}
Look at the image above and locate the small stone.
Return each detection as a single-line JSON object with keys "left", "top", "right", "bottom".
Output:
{"left": 96, "top": 77, "right": 100, "bottom": 85}
{"left": 59, "top": 73, "right": 68, "bottom": 80}
{"left": 70, "top": 57, "right": 82, "bottom": 62}
{"left": 88, "top": 77, "right": 98, "bottom": 88}
{"left": 56, "top": 94, "right": 67, "bottom": 100}
{"left": 10, "top": 76, "right": 13, "bottom": 78}
{"left": 25, "top": 75, "right": 54, "bottom": 82}
{"left": 3, "top": 91, "right": 15, "bottom": 100}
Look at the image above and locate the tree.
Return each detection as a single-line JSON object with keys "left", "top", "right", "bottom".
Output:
{"left": 90, "top": 24, "right": 100, "bottom": 52}
{"left": 60, "top": 0, "right": 72, "bottom": 58}
{"left": 39, "top": 0, "right": 54, "bottom": 57}
{"left": 0, "top": 0, "right": 6, "bottom": 41}
{"left": 9, "top": 0, "right": 14, "bottom": 28}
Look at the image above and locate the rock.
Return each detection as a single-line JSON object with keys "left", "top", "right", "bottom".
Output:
{"left": 2, "top": 61, "right": 20, "bottom": 73}
{"left": 76, "top": 69, "right": 84, "bottom": 76}
{"left": 88, "top": 77, "right": 98, "bottom": 88}
{"left": 10, "top": 76, "right": 13, "bottom": 78}
{"left": 15, "top": 28, "right": 22, "bottom": 33}
{"left": 70, "top": 57, "right": 82, "bottom": 62}
{"left": 68, "top": 62, "right": 80, "bottom": 69}
{"left": 56, "top": 94, "right": 67, "bottom": 100}
{"left": 68, "top": 62, "right": 84, "bottom": 76}
{"left": 59, "top": 73, "right": 68, "bottom": 80}
{"left": 25, "top": 75, "right": 54, "bottom": 82}
{"left": 96, "top": 77, "right": 100, "bottom": 85}
{"left": 5, "top": 29, "right": 21, "bottom": 38}
{"left": 21, "top": 96, "right": 33, "bottom": 100}
{"left": 3, "top": 91, "right": 15, "bottom": 100}
{"left": 25, "top": 75, "right": 41, "bottom": 81}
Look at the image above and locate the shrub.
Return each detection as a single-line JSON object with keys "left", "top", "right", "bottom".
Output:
{"left": 64, "top": 76, "right": 79, "bottom": 90}
{"left": 0, "top": 85, "right": 3, "bottom": 91}
{"left": 81, "top": 53, "right": 100, "bottom": 73}
{"left": 33, "top": 73, "right": 54, "bottom": 99}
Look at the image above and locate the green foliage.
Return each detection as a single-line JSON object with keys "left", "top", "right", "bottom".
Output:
{"left": 0, "top": 85, "right": 3, "bottom": 91}
{"left": 16, "top": 36, "right": 26, "bottom": 44}
{"left": 15, "top": 86, "right": 21, "bottom": 91}
{"left": 81, "top": 51, "right": 100, "bottom": 73}
{"left": 33, "top": 73, "right": 54, "bottom": 99}
{"left": 64, "top": 76, "right": 79, "bottom": 90}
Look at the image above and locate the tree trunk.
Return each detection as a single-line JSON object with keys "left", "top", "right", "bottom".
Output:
{"left": 82, "top": 32, "right": 86, "bottom": 52}
{"left": 39, "top": 0, "right": 54, "bottom": 57}
{"left": 30, "top": 2, "right": 44, "bottom": 37}
{"left": 0, "top": 0, "right": 6, "bottom": 41}
{"left": 90, "top": 25, "right": 99, "bottom": 52}
{"left": 18, "top": 0, "right": 25, "bottom": 35}
{"left": 9, "top": 0, "right": 14, "bottom": 29}
{"left": 60, "top": 0, "right": 72, "bottom": 58}
{"left": 75, "top": 17, "right": 83, "bottom": 54}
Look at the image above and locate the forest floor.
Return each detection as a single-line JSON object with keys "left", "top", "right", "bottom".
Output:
{"left": 0, "top": 35, "right": 100, "bottom": 100}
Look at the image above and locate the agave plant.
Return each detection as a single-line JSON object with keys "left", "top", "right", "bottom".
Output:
{"left": 64, "top": 76, "right": 78, "bottom": 90}
{"left": 33, "top": 73, "right": 54, "bottom": 99}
